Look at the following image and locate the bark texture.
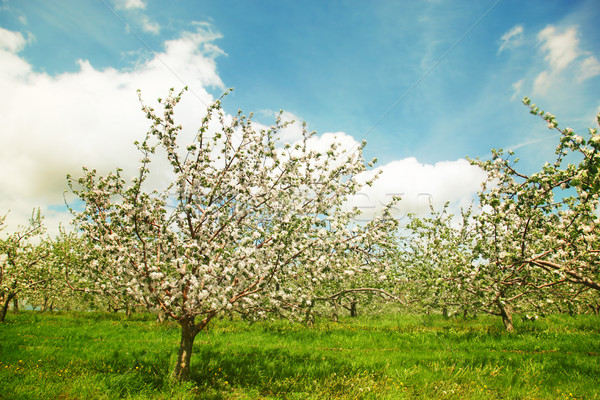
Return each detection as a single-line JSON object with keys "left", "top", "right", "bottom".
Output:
{"left": 497, "top": 299, "right": 514, "bottom": 332}
{"left": 173, "top": 316, "right": 200, "bottom": 381}
{"left": 172, "top": 313, "right": 214, "bottom": 381}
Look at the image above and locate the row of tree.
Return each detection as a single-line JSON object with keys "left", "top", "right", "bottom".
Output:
{"left": 400, "top": 98, "right": 600, "bottom": 330}
{"left": 2, "top": 92, "right": 599, "bottom": 380}
{"left": 0, "top": 213, "right": 146, "bottom": 322}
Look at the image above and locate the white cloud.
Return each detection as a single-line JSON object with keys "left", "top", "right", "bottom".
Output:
{"left": 0, "top": 27, "right": 28, "bottom": 52}
{"left": 255, "top": 110, "right": 309, "bottom": 145}
{"left": 347, "top": 158, "right": 486, "bottom": 222}
{"left": 498, "top": 24, "right": 524, "bottom": 54}
{"left": 0, "top": 23, "right": 487, "bottom": 236}
{"left": 537, "top": 25, "right": 579, "bottom": 72}
{"left": 533, "top": 25, "right": 599, "bottom": 96}
{"left": 139, "top": 14, "right": 160, "bottom": 34}
{"left": 275, "top": 127, "right": 487, "bottom": 223}
{"left": 533, "top": 70, "right": 551, "bottom": 96}
{"left": 114, "top": 0, "right": 146, "bottom": 10}
{"left": 113, "top": 0, "right": 160, "bottom": 34}
{"left": 0, "top": 25, "right": 225, "bottom": 235}
{"left": 577, "top": 56, "right": 600, "bottom": 82}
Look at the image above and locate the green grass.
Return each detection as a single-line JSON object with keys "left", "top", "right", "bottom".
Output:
{"left": 0, "top": 311, "right": 598, "bottom": 399}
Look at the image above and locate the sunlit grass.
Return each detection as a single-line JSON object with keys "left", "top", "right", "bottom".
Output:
{"left": 0, "top": 311, "right": 598, "bottom": 399}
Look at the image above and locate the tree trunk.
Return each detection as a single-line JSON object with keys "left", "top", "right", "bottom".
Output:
{"left": 350, "top": 300, "right": 358, "bottom": 317}
{"left": 304, "top": 306, "right": 314, "bottom": 326}
{"left": 173, "top": 316, "right": 201, "bottom": 381}
{"left": 331, "top": 300, "right": 339, "bottom": 322}
{"left": 12, "top": 298, "right": 19, "bottom": 314}
{"left": 1, "top": 293, "right": 15, "bottom": 323}
{"left": 496, "top": 299, "right": 514, "bottom": 332}
{"left": 156, "top": 310, "right": 166, "bottom": 323}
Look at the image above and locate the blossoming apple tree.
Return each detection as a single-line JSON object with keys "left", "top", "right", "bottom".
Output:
{"left": 469, "top": 99, "right": 600, "bottom": 324}
{"left": 400, "top": 204, "right": 480, "bottom": 318}
{"left": 402, "top": 99, "right": 600, "bottom": 331}
{"left": 0, "top": 210, "right": 50, "bottom": 322}
{"left": 68, "top": 88, "right": 398, "bottom": 380}
{"left": 49, "top": 229, "right": 121, "bottom": 313}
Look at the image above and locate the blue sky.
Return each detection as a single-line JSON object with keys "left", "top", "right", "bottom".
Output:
{"left": 1, "top": 0, "right": 599, "bottom": 233}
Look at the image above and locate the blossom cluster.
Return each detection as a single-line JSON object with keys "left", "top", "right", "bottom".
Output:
{"left": 68, "top": 88, "right": 399, "bottom": 325}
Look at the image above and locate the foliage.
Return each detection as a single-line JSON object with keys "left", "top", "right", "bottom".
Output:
{"left": 51, "top": 229, "right": 142, "bottom": 314}
{"left": 400, "top": 204, "right": 479, "bottom": 318}
{"left": 470, "top": 99, "right": 600, "bottom": 323}
{"left": 472, "top": 98, "right": 600, "bottom": 291}
{"left": 0, "top": 210, "right": 51, "bottom": 322}
{"left": 403, "top": 100, "right": 600, "bottom": 331}
{"left": 67, "top": 88, "right": 398, "bottom": 379}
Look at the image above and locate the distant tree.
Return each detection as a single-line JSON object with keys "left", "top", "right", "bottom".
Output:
{"left": 68, "top": 88, "right": 398, "bottom": 380}
{"left": 0, "top": 210, "right": 50, "bottom": 322}
{"left": 56, "top": 229, "right": 141, "bottom": 314}
{"left": 401, "top": 204, "right": 480, "bottom": 319}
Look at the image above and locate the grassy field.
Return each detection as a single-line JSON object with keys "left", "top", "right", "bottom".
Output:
{"left": 0, "top": 311, "right": 598, "bottom": 399}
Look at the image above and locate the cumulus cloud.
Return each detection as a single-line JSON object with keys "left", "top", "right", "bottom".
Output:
{"left": 259, "top": 110, "right": 307, "bottom": 145}
{"left": 0, "top": 25, "right": 224, "bottom": 234}
{"left": 258, "top": 121, "right": 486, "bottom": 222}
{"left": 346, "top": 158, "right": 486, "bottom": 223}
{"left": 0, "top": 27, "right": 29, "bottom": 52}
{"left": 0, "top": 23, "right": 486, "bottom": 235}
{"left": 273, "top": 125, "right": 487, "bottom": 223}
{"left": 0, "top": 28, "right": 32, "bottom": 79}
{"left": 498, "top": 24, "right": 524, "bottom": 54}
